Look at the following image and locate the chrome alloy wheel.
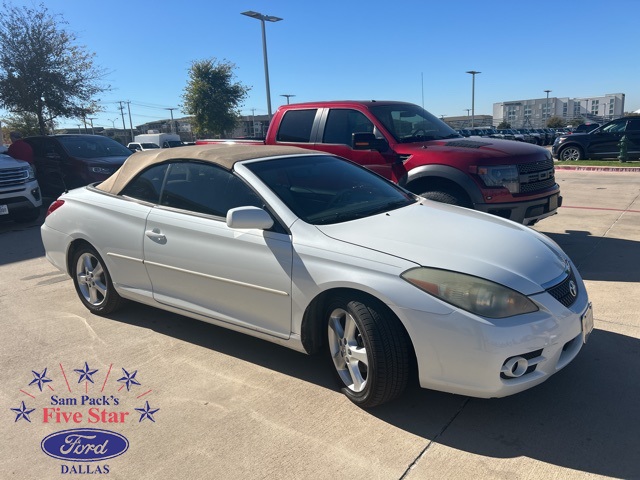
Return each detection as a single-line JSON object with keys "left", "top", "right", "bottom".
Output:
{"left": 328, "top": 307, "right": 369, "bottom": 392}
{"left": 76, "top": 253, "right": 107, "bottom": 307}
{"left": 560, "top": 146, "right": 583, "bottom": 161}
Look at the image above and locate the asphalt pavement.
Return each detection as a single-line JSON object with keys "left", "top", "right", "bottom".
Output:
{"left": 1, "top": 169, "right": 638, "bottom": 480}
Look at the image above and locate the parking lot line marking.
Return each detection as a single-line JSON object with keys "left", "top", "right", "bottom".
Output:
{"left": 561, "top": 205, "right": 640, "bottom": 214}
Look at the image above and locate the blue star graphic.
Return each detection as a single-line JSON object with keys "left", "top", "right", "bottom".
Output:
{"left": 29, "top": 367, "right": 52, "bottom": 392}
{"left": 135, "top": 401, "right": 159, "bottom": 423}
{"left": 11, "top": 401, "right": 36, "bottom": 422}
{"left": 74, "top": 362, "right": 99, "bottom": 384}
{"left": 117, "top": 368, "right": 141, "bottom": 391}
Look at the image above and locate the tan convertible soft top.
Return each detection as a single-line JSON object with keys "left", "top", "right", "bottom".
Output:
{"left": 97, "top": 143, "right": 314, "bottom": 195}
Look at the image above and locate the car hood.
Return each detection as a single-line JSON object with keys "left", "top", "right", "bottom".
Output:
{"left": 0, "top": 154, "right": 30, "bottom": 167}
{"left": 395, "top": 137, "right": 548, "bottom": 164}
{"left": 315, "top": 201, "right": 569, "bottom": 295}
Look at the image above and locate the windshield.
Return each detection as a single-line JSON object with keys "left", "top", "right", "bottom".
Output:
{"left": 141, "top": 143, "right": 160, "bottom": 149}
{"left": 57, "top": 136, "right": 133, "bottom": 158}
{"left": 246, "top": 155, "right": 416, "bottom": 225}
{"left": 368, "top": 104, "right": 460, "bottom": 143}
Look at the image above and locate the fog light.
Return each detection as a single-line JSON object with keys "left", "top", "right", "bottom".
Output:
{"left": 501, "top": 356, "right": 529, "bottom": 378}
{"left": 31, "top": 187, "right": 41, "bottom": 201}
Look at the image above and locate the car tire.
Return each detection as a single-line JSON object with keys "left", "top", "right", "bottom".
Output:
{"left": 71, "top": 245, "right": 124, "bottom": 315}
{"left": 559, "top": 145, "right": 584, "bottom": 161}
{"left": 325, "top": 295, "right": 409, "bottom": 408}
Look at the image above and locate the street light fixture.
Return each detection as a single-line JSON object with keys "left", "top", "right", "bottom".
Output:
{"left": 544, "top": 89, "right": 552, "bottom": 125}
{"left": 280, "top": 94, "right": 295, "bottom": 105}
{"left": 241, "top": 10, "right": 283, "bottom": 118}
{"left": 465, "top": 71, "right": 481, "bottom": 127}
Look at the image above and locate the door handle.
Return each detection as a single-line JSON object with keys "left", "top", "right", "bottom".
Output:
{"left": 145, "top": 228, "right": 166, "bottom": 243}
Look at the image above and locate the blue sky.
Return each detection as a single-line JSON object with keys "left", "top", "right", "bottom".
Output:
{"left": 4, "top": 0, "right": 640, "bottom": 129}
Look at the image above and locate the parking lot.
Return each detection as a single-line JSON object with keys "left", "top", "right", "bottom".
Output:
{"left": 1, "top": 169, "right": 639, "bottom": 480}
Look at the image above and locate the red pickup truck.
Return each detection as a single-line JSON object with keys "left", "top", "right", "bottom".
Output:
{"left": 198, "top": 101, "right": 561, "bottom": 225}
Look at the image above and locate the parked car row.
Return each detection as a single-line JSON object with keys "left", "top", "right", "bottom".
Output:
{"left": 552, "top": 116, "right": 640, "bottom": 161}
{"left": 457, "top": 127, "right": 566, "bottom": 146}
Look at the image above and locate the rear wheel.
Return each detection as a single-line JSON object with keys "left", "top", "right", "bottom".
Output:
{"left": 71, "top": 245, "right": 124, "bottom": 315}
{"left": 326, "top": 295, "right": 409, "bottom": 408}
{"left": 559, "top": 145, "right": 584, "bottom": 161}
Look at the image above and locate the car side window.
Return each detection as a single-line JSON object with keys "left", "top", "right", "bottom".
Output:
{"left": 626, "top": 118, "right": 640, "bottom": 132}
{"left": 323, "top": 109, "right": 375, "bottom": 146}
{"left": 276, "top": 109, "right": 316, "bottom": 142}
{"left": 120, "top": 164, "right": 169, "bottom": 203}
{"left": 159, "top": 162, "right": 263, "bottom": 218}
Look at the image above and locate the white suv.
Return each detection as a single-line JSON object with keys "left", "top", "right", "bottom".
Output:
{"left": 0, "top": 153, "right": 42, "bottom": 223}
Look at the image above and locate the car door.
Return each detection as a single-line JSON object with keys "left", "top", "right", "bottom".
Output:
{"left": 624, "top": 118, "right": 640, "bottom": 158}
{"left": 27, "top": 137, "right": 67, "bottom": 194}
{"left": 589, "top": 119, "right": 626, "bottom": 157}
{"left": 142, "top": 161, "right": 294, "bottom": 338}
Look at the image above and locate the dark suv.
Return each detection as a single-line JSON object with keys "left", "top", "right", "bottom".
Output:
{"left": 24, "top": 135, "right": 132, "bottom": 194}
{"left": 552, "top": 117, "right": 640, "bottom": 161}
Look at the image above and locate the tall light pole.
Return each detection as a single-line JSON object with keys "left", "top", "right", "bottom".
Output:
{"left": 544, "top": 89, "right": 552, "bottom": 126}
{"left": 280, "top": 94, "right": 295, "bottom": 105}
{"left": 466, "top": 71, "right": 481, "bottom": 127}
{"left": 241, "top": 10, "right": 282, "bottom": 118}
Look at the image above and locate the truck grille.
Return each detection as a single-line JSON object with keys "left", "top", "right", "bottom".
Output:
{"left": 518, "top": 158, "right": 555, "bottom": 193}
{"left": 0, "top": 166, "right": 30, "bottom": 188}
{"left": 546, "top": 268, "right": 578, "bottom": 308}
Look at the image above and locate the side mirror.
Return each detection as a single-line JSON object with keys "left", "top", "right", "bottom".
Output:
{"left": 226, "top": 206, "right": 274, "bottom": 230}
{"left": 352, "top": 132, "right": 388, "bottom": 152}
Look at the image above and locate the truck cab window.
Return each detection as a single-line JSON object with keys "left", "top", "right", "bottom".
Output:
{"left": 276, "top": 109, "right": 317, "bottom": 143}
{"left": 323, "top": 109, "right": 375, "bottom": 146}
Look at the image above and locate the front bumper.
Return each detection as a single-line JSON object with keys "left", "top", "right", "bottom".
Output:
{"left": 391, "top": 288, "right": 590, "bottom": 399}
{"left": 476, "top": 193, "right": 562, "bottom": 225}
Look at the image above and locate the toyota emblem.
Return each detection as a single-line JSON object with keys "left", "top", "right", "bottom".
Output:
{"left": 569, "top": 280, "right": 578, "bottom": 298}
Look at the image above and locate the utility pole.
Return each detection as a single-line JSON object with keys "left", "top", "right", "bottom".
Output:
{"left": 165, "top": 107, "right": 177, "bottom": 134}
{"left": 87, "top": 118, "right": 96, "bottom": 135}
{"left": 126, "top": 101, "right": 134, "bottom": 142}
{"left": 118, "top": 101, "right": 127, "bottom": 132}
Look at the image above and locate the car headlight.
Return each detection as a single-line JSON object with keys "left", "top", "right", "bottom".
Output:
{"left": 89, "top": 166, "right": 114, "bottom": 175}
{"left": 26, "top": 165, "right": 36, "bottom": 181}
{"left": 401, "top": 267, "right": 538, "bottom": 318}
{"left": 476, "top": 165, "right": 519, "bottom": 193}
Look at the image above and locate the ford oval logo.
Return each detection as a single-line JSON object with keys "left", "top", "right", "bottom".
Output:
{"left": 41, "top": 428, "right": 129, "bottom": 462}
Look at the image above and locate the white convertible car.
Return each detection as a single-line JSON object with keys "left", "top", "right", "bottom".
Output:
{"left": 41, "top": 145, "right": 593, "bottom": 408}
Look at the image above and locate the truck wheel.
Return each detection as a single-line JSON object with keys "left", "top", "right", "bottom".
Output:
{"left": 559, "top": 145, "right": 584, "bottom": 161}
{"left": 325, "top": 295, "right": 409, "bottom": 408}
{"left": 421, "top": 190, "right": 471, "bottom": 208}
{"left": 71, "top": 245, "right": 124, "bottom": 315}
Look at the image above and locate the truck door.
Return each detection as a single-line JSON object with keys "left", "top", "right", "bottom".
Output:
{"left": 316, "top": 108, "right": 398, "bottom": 180}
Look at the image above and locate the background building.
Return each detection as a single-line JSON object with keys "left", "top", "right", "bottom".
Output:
{"left": 493, "top": 93, "right": 625, "bottom": 128}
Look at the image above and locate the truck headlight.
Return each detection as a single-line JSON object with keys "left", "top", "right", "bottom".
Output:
{"left": 402, "top": 267, "right": 538, "bottom": 318}
{"left": 477, "top": 165, "right": 520, "bottom": 193}
{"left": 26, "top": 165, "right": 36, "bottom": 181}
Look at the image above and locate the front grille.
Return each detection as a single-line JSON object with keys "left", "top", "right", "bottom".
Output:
{"left": 547, "top": 268, "right": 579, "bottom": 308}
{"left": 520, "top": 177, "right": 557, "bottom": 193}
{"left": 445, "top": 140, "right": 491, "bottom": 149}
{"left": 518, "top": 158, "right": 555, "bottom": 193}
{"left": 0, "top": 167, "right": 30, "bottom": 188}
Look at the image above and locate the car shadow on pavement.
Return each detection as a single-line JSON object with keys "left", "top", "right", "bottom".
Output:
{"left": 111, "top": 304, "right": 638, "bottom": 478}
{"left": 371, "top": 327, "right": 639, "bottom": 478}
{"left": 541, "top": 229, "right": 640, "bottom": 282}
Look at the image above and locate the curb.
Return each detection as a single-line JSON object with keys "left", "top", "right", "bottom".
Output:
{"left": 555, "top": 165, "right": 640, "bottom": 173}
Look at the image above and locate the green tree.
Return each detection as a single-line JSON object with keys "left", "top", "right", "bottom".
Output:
{"left": 0, "top": 2, "right": 108, "bottom": 134}
{"left": 546, "top": 116, "right": 565, "bottom": 128}
{"left": 497, "top": 121, "right": 511, "bottom": 129}
{"left": 181, "top": 58, "right": 250, "bottom": 138}
{"left": 2, "top": 111, "right": 40, "bottom": 140}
